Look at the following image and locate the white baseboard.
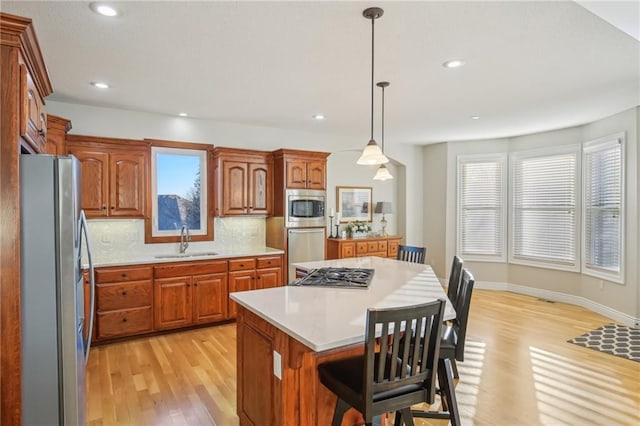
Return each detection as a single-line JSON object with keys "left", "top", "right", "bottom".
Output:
{"left": 473, "top": 280, "right": 639, "bottom": 327}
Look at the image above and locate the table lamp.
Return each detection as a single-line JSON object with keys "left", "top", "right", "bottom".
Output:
{"left": 374, "top": 202, "right": 392, "bottom": 236}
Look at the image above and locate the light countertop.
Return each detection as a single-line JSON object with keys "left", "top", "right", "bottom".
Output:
{"left": 87, "top": 246, "right": 284, "bottom": 268}
{"left": 230, "top": 256, "right": 455, "bottom": 352}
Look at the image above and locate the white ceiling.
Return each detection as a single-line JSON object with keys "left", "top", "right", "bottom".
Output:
{"left": 2, "top": 1, "right": 639, "bottom": 145}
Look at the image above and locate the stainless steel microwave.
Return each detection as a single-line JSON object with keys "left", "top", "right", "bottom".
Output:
{"left": 285, "top": 189, "right": 326, "bottom": 228}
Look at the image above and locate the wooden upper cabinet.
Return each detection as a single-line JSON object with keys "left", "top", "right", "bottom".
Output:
{"left": 109, "top": 151, "right": 146, "bottom": 217}
{"left": 20, "top": 64, "right": 48, "bottom": 153}
{"left": 213, "top": 147, "right": 272, "bottom": 217}
{"left": 71, "top": 148, "right": 109, "bottom": 217}
{"left": 272, "top": 149, "right": 330, "bottom": 216}
{"left": 284, "top": 158, "right": 326, "bottom": 190}
{"left": 67, "top": 135, "right": 149, "bottom": 218}
{"left": 46, "top": 114, "right": 72, "bottom": 155}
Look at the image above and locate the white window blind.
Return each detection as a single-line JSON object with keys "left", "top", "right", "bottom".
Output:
{"left": 510, "top": 148, "right": 579, "bottom": 269}
{"left": 457, "top": 155, "right": 506, "bottom": 261}
{"left": 582, "top": 135, "right": 624, "bottom": 282}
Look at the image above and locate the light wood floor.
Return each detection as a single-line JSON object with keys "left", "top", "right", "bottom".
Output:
{"left": 86, "top": 290, "right": 640, "bottom": 425}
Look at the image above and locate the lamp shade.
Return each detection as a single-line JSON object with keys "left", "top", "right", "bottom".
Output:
{"left": 357, "top": 140, "right": 389, "bottom": 165}
{"left": 373, "top": 164, "right": 393, "bottom": 180}
{"left": 374, "top": 201, "right": 392, "bottom": 214}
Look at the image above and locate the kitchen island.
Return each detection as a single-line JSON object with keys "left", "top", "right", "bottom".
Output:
{"left": 230, "top": 256, "right": 454, "bottom": 426}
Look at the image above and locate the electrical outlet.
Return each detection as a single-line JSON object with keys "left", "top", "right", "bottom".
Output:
{"left": 273, "top": 350, "right": 282, "bottom": 380}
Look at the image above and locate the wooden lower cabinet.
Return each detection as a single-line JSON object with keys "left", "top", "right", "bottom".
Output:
{"left": 154, "top": 260, "right": 228, "bottom": 330}
{"left": 237, "top": 307, "right": 365, "bottom": 425}
{"left": 326, "top": 235, "right": 402, "bottom": 259}
{"left": 93, "top": 265, "right": 154, "bottom": 340}
{"left": 88, "top": 254, "right": 283, "bottom": 342}
{"left": 228, "top": 255, "right": 283, "bottom": 318}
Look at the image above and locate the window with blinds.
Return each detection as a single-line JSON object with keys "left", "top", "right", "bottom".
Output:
{"left": 509, "top": 147, "right": 580, "bottom": 270}
{"left": 582, "top": 134, "right": 624, "bottom": 282}
{"left": 457, "top": 154, "right": 507, "bottom": 261}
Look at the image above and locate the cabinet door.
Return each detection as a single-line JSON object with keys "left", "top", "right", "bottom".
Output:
{"left": 248, "top": 162, "right": 270, "bottom": 215}
{"left": 305, "top": 160, "right": 326, "bottom": 189}
{"left": 193, "top": 273, "right": 228, "bottom": 324}
{"left": 256, "top": 267, "right": 282, "bottom": 290}
{"left": 285, "top": 159, "right": 307, "bottom": 189}
{"left": 340, "top": 242, "right": 355, "bottom": 258}
{"left": 387, "top": 239, "right": 400, "bottom": 258}
{"left": 109, "top": 151, "right": 146, "bottom": 217}
{"left": 222, "top": 161, "right": 249, "bottom": 215}
{"left": 155, "top": 276, "right": 192, "bottom": 330}
{"left": 69, "top": 147, "right": 109, "bottom": 217}
{"left": 20, "top": 65, "right": 47, "bottom": 153}
{"left": 228, "top": 271, "right": 255, "bottom": 318}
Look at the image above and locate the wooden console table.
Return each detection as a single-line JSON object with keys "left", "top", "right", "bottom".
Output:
{"left": 326, "top": 235, "right": 402, "bottom": 259}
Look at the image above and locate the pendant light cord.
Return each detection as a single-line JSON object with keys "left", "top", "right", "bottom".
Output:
{"left": 370, "top": 17, "right": 375, "bottom": 142}
{"left": 381, "top": 84, "right": 385, "bottom": 153}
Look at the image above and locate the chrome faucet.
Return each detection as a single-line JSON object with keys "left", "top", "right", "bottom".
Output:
{"left": 179, "top": 225, "right": 190, "bottom": 253}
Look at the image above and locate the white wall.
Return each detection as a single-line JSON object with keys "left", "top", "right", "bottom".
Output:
{"left": 426, "top": 107, "right": 639, "bottom": 320}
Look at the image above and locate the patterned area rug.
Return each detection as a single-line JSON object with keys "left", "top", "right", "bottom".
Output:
{"left": 568, "top": 323, "right": 639, "bottom": 362}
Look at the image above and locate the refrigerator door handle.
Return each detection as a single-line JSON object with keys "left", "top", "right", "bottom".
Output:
{"left": 80, "top": 210, "right": 95, "bottom": 363}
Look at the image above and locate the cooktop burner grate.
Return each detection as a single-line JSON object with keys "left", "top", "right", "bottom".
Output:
{"left": 293, "top": 267, "right": 375, "bottom": 289}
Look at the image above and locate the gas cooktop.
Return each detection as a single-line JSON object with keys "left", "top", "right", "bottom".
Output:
{"left": 293, "top": 267, "right": 375, "bottom": 289}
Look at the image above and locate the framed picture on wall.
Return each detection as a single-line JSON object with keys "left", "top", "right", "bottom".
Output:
{"left": 336, "top": 186, "right": 372, "bottom": 223}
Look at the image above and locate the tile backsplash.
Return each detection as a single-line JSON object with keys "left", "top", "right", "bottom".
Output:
{"left": 87, "top": 217, "right": 266, "bottom": 261}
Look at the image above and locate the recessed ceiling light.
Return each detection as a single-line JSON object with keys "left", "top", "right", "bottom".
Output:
{"left": 471, "top": 115, "right": 480, "bottom": 120}
{"left": 312, "top": 114, "right": 325, "bottom": 120}
{"left": 443, "top": 59, "right": 465, "bottom": 68}
{"left": 91, "top": 81, "right": 110, "bottom": 89}
{"left": 178, "top": 113, "right": 188, "bottom": 117}
{"left": 90, "top": 3, "right": 118, "bottom": 17}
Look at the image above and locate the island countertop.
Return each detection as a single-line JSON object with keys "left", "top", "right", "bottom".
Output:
{"left": 230, "top": 256, "right": 455, "bottom": 352}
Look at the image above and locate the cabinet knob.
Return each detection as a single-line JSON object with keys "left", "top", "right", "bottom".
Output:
{"left": 239, "top": 264, "right": 244, "bottom": 267}
{"left": 122, "top": 317, "right": 127, "bottom": 323}
{"left": 110, "top": 206, "right": 115, "bottom": 210}
{"left": 186, "top": 284, "right": 190, "bottom": 287}
{"left": 102, "top": 206, "right": 107, "bottom": 210}
{"left": 38, "top": 129, "right": 46, "bottom": 137}
{"left": 121, "top": 273, "right": 127, "bottom": 278}
{"left": 121, "top": 291, "right": 127, "bottom": 296}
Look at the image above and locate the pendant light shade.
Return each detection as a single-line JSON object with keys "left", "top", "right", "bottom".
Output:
{"left": 373, "top": 164, "right": 393, "bottom": 180}
{"left": 373, "top": 81, "right": 393, "bottom": 180}
{"left": 357, "top": 7, "right": 389, "bottom": 166}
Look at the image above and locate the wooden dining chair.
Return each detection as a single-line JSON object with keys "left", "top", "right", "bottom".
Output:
{"left": 396, "top": 245, "right": 426, "bottom": 264}
{"left": 447, "top": 256, "right": 464, "bottom": 308}
{"left": 318, "top": 299, "right": 446, "bottom": 426}
{"left": 411, "top": 268, "right": 475, "bottom": 425}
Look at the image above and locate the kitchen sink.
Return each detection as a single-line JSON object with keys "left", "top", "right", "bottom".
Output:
{"left": 154, "top": 252, "right": 219, "bottom": 259}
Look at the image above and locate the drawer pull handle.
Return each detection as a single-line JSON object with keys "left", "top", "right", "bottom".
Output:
{"left": 121, "top": 273, "right": 127, "bottom": 278}
{"left": 121, "top": 291, "right": 127, "bottom": 296}
{"left": 102, "top": 206, "right": 107, "bottom": 210}
{"left": 239, "top": 264, "right": 244, "bottom": 267}
{"left": 122, "top": 318, "right": 127, "bottom": 323}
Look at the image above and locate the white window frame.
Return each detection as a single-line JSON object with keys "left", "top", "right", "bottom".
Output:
{"left": 509, "top": 145, "right": 581, "bottom": 272}
{"left": 151, "top": 146, "right": 208, "bottom": 238}
{"left": 581, "top": 133, "right": 625, "bottom": 284}
{"left": 456, "top": 153, "right": 508, "bottom": 262}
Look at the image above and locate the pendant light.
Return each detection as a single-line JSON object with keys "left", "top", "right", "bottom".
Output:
{"left": 374, "top": 81, "right": 393, "bottom": 181}
{"left": 357, "top": 7, "right": 389, "bottom": 166}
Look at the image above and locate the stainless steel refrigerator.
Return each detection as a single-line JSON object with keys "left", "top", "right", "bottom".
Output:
{"left": 287, "top": 227, "right": 326, "bottom": 282}
{"left": 20, "top": 155, "right": 95, "bottom": 425}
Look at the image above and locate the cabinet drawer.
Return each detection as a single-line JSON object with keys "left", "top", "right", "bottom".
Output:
{"left": 96, "top": 306, "right": 153, "bottom": 339}
{"left": 378, "top": 241, "right": 387, "bottom": 252}
{"left": 97, "top": 280, "right": 152, "bottom": 311}
{"left": 367, "top": 242, "right": 379, "bottom": 252}
{"left": 154, "top": 260, "right": 227, "bottom": 278}
{"left": 340, "top": 243, "right": 355, "bottom": 258}
{"left": 256, "top": 256, "right": 281, "bottom": 269}
{"left": 229, "top": 258, "right": 256, "bottom": 271}
{"left": 356, "top": 242, "right": 369, "bottom": 254}
{"left": 95, "top": 266, "right": 152, "bottom": 283}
